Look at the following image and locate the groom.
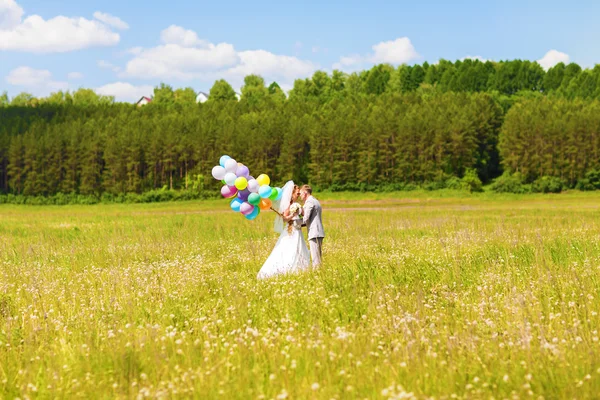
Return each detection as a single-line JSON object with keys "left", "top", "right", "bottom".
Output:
{"left": 299, "top": 185, "right": 325, "bottom": 267}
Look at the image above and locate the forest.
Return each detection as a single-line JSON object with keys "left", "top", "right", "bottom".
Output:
{"left": 2, "top": 58, "right": 600, "bottom": 203}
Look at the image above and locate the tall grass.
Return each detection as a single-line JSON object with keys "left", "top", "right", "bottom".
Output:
{"left": 1, "top": 193, "right": 600, "bottom": 398}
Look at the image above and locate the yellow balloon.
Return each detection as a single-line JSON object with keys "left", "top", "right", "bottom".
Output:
{"left": 235, "top": 177, "right": 248, "bottom": 190}
{"left": 256, "top": 174, "right": 270, "bottom": 186}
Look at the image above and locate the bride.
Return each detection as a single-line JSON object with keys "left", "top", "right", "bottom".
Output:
{"left": 257, "top": 181, "right": 311, "bottom": 279}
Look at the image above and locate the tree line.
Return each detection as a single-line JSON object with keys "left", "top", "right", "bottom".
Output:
{"left": 1, "top": 59, "right": 600, "bottom": 200}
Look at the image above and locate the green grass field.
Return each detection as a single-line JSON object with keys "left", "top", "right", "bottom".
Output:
{"left": 2, "top": 192, "right": 600, "bottom": 399}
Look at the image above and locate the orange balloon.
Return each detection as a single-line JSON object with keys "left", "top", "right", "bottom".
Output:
{"left": 259, "top": 198, "right": 272, "bottom": 211}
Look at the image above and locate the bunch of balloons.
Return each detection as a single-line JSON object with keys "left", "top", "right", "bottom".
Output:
{"left": 211, "top": 155, "right": 283, "bottom": 220}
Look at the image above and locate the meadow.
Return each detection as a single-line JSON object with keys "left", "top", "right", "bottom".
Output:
{"left": 1, "top": 191, "right": 600, "bottom": 399}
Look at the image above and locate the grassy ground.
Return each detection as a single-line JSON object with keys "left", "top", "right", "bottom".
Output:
{"left": 1, "top": 191, "right": 600, "bottom": 399}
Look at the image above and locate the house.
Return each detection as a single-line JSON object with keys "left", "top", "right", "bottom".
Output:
{"left": 136, "top": 90, "right": 240, "bottom": 106}
{"left": 196, "top": 91, "right": 209, "bottom": 103}
{"left": 136, "top": 96, "right": 152, "bottom": 107}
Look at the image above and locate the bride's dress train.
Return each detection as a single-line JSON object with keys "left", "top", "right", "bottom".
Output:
{"left": 257, "top": 218, "right": 310, "bottom": 279}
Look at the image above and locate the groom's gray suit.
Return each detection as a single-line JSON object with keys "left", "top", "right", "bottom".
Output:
{"left": 302, "top": 195, "right": 325, "bottom": 266}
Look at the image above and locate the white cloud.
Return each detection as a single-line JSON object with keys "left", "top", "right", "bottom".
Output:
{"left": 98, "top": 60, "right": 121, "bottom": 73}
{"left": 160, "top": 25, "right": 207, "bottom": 47}
{"left": 126, "top": 46, "right": 143, "bottom": 55}
{"left": 6, "top": 66, "right": 50, "bottom": 86}
{"left": 121, "top": 25, "right": 316, "bottom": 87}
{"left": 123, "top": 43, "right": 239, "bottom": 80}
{"left": 6, "top": 66, "right": 68, "bottom": 93}
{"left": 0, "top": 0, "right": 23, "bottom": 29}
{"left": 225, "top": 50, "right": 316, "bottom": 84}
{"left": 68, "top": 72, "right": 83, "bottom": 80}
{"left": 0, "top": 1, "right": 121, "bottom": 53}
{"left": 537, "top": 50, "right": 570, "bottom": 70}
{"left": 96, "top": 82, "right": 154, "bottom": 102}
{"left": 93, "top": 11, "right": 129, "bottom": 30}
{"left": 334, "top": 37, "right": 419, "bottom": 71}
{"left": 279, "top": 83, "right": 293, "bottom": 94}
{"left": 341, "top": 55, "right": 362, "bottom": 66}
{"left": 370, "top": 37, "right": 419, "bottom": 64}
{"left": 332, "top": 55, "right": 364, "bottom": 71}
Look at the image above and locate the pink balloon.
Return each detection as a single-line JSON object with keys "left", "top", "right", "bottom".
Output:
{"left": 221, "top": 185, "right": 238, "bottom": 198}
{"left": 247, "top": 179, "right": 260, "bottom": 193}
{"left": 240, "top": 202, "right": 254, "bottom": 215}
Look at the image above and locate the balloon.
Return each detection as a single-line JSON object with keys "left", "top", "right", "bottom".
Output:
{"left": 237, "top": 189, "right": 250, "bottom": 202}
{"left": 224, "top": 159, "right": 238, "bottom": 173}
{"left": 275, "top": 187, "right": 283, "bottom": 201}
{"left": 219, "top": 155, "right": 231, "bottom": 167}
{"left": 230, "top": 198, "right": 243, "bottom": 212}
{"left": 245, "top": 207, "right": 260, "bottom": 220}
{"left": 259, "top": 198, "right": 272, "bottom": 211}
{"left": 224, "top": 172, "right": 237, "bottom": 186}
{"left": 221, "top": 180, "right": 226, "bottom": 185}
{"left": 212, "top": 165, "right": 226, "bottom": 180}
{"left": 234, "top": 177, "right": 248, "bottom": 190}
{"left": 269, "top": 188, "right": 279, "bottom": 201}
{"left": 247, "top": 179, "right": 260, "bottom": 193}
{"left": 221, "top": 185, "right": 237, "bottom": 198}
{"left": 248, "top": 192, "right": 261, "bottom": 206}
{"left": 259, "top": 185, "right": 272, "bottom": 199}
{"left": 256, "top": 174, "right": 270, "bottom": 186}
{"left": 240, "top": 202, "right": 254, "bottom": 216}
{"left": 236, "top": 165, "right": 250, "bottom": 179}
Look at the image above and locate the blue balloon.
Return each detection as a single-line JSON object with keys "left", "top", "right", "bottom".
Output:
{"left": 275, "top": 187, "right": 283, "bottom": 201}
{"left": 245, "top": 207, "right": 260, "bottom": 220}
{"left": 219, "top": 155, "right": 231, "bottom": 167}
{"left": 230, "top": 198, "right": 243, "bottom": 212}
{"left": 258, "top": 185, "right": 272, "bottom": 199}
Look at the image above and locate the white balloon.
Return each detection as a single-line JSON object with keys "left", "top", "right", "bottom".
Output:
{"left": 224, "top": 173, "right": 237, "bottom": 186}
{"left": 212, "top": 165, "right": 226, "bottom": 180}
{"left": 219, "top": 155, "right": 231, "bottom": 167}
{"left": 224, "top": 159, "right": 238, "bottom": 173}
{"left": 247, "top": 179, "right": 260, "bottom": 193}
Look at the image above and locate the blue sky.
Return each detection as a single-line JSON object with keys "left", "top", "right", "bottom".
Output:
{"left": 1, "top": 0, "right": 599, "bottom": 101}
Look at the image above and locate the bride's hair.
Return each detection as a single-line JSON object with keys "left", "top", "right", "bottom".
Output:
{"left": 290, "top": 185, "right": 299, "bottom": 205}
{"left": 287, "top": 185, "right": 300, "bottom": 234}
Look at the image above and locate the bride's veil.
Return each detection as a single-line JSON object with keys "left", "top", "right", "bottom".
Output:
{"left": 273, "top": 180, "right": 294, "bottom": 233}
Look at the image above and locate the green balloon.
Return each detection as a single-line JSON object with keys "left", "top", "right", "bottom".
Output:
{"left": 269, "top": 188, "right": 279, "bottom": 201}
{"left": 248, "top": 193, "right": 261, "bottom": 206}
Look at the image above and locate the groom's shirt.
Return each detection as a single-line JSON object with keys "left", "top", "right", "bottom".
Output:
{"left": 303, "top": 195, "right": 325, "bottom": 240}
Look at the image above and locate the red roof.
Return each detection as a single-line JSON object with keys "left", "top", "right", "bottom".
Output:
{"left": 137, "top": 96, "right": 152, "bottom": 103}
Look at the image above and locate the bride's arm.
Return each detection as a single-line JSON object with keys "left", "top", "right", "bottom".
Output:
{"left": 282, "top": 208, "right": 297, "bottom": 223}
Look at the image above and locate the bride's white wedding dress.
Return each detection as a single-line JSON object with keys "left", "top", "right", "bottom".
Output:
{"left": 257, "top": 180, "right": 311, "bottom": 280}
{"left": 257, "top": 217, "right": 311, "bottom": 279}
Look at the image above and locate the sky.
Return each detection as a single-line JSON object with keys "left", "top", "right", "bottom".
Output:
{"left": 1, "top": 0, "right": 599, "bottom": 102}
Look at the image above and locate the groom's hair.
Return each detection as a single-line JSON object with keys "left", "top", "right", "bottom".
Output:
{"left": 301, "top": 185, "right": 312, "bottom": 195}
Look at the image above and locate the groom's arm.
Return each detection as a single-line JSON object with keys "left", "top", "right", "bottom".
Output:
{"left": 302, "top": 201, "right": 314, "bottom": 226}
